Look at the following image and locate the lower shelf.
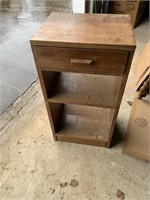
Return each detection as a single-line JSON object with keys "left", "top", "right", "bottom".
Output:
{"left": 54, "top": 104, "right": 115, "bottom": 146}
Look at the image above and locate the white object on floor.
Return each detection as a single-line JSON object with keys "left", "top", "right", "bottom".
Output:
{"left": 73, "top": 0, "right": 85, "bottom": 13}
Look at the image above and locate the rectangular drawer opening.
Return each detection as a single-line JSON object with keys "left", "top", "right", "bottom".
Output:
{"left": 42, "top": 71, "right": 122, "bottom": 108}
{"left": 48, "top": 103, "right": 115, "bottom": 146}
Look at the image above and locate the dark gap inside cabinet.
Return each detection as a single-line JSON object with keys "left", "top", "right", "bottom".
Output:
{"left": 48, "top": 102, "right": 115, "bottom": 144}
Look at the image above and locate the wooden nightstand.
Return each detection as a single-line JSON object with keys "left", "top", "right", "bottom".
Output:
{"left": 31, "top": 13, "right": 136, "bottom": 147}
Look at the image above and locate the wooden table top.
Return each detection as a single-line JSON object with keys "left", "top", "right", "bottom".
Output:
{"left": 31, "top": 12, "right": 136, "bottom": 51}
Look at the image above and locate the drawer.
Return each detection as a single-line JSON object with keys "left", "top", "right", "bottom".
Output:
{"left": 35, "top": 46, "right": 128, "bottom": 75}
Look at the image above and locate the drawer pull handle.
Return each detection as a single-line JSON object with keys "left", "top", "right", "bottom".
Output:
{"left": 71, "top": 59, "right": 93, "bottom": 65}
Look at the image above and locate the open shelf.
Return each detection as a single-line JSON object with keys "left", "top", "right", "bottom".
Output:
{"left": 42, "top": 71, "right": 122, "bottom": 108}
{"left": 52, "top": 103, "right": 115, "bottom": 146}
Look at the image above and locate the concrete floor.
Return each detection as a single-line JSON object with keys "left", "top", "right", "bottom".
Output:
{"left": 0, "top": 0, "right": 72, "bottom": 114}
{"left": 0, "top": 3, "right": 150, "bottom": 200}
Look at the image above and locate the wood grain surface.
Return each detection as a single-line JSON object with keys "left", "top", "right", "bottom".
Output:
{"left": 46, "top": 72, "right": 122, "bottom": 108}
{"left": 31, "top": 13, "right": 136, "bottom": 147}
{"left": 31, "top": 13, "right": 136, "bottom": 51}
{"left": 35, "top": 46, "right": 128, "bottom": 75}
{"left": 55, "top": 104, "right": 114, "bottom": 146}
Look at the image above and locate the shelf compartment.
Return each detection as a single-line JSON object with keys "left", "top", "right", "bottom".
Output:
{"left": 54, "top": 104, "right": 115, "bottom": 146}
{"left": 43, "top": 71, "right": 122, "bottom": 108}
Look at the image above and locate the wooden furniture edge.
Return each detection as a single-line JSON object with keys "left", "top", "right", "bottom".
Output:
{"left": 30, "top": 41, "right": 136, "bottom": 51}
{"left": 106, "top": 51, "right": 135, "bottom": 147}
{"left": 30, "top": 44, "right": 57, "bottom": 140}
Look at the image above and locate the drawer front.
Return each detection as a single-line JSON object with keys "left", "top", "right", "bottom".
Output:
{"left": 35, "top": 46, "right": 128, "bottom": 75}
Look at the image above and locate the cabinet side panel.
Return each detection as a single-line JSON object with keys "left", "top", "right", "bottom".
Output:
{"left": 41, "top": 71, "right": 59, "bottom": 98}
{"left": 107, "top": 51, "right": 135, "bottom": 147}
{"left": 48, "top": 102, "right": 63, "bottom": 133}
{"left": 31, "top": 44, "right": 57, "bottom": 140}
